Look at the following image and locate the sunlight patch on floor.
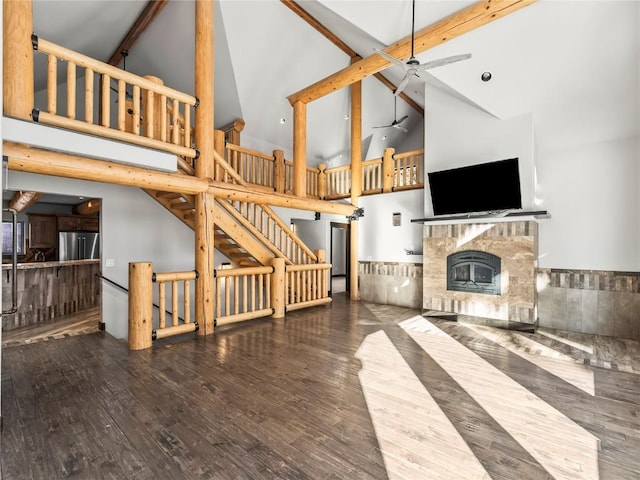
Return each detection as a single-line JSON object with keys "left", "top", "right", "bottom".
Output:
{"left": 400, "top": 316, "right": 600, "bottom": 480}
{"left": 356, "top": 330, "right": 491, "bottom": 480}
{"left": 461, "top": 323, "right": 595, "bottom": 396}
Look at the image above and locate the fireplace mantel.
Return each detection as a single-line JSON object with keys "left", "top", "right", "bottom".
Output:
{"left": 412, "top": 209, "right": 549, "bottom": 225}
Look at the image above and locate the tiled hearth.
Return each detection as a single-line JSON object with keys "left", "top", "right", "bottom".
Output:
{"left": 423, "top": 221, "right": 538, "bottom": 327}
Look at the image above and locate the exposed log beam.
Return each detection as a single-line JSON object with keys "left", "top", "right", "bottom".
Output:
{"left": 3, "top": 142, "right": 356, "bottom": 216}
{"left": 72, "top": 198, "right": 101, "bottom": 216}
{"left": 280, "top": 0, "right": 423, "bottom": 115}
{"left": 287, "top": 0, "right": 537, "bottom": 105}
{"left": 9, "top": 190, "right": 42, "bottom": 213}
{"left": 107, "top": 0, "right": 169, "bottom": 66}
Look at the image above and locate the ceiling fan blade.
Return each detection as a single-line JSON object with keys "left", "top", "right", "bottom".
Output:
{"left": 394, "top": 75, "right": 411, "bottom": 96}
{"left": 417, "top": 53, "right": 472, "bottom": 71}
{"left": 373, "top": 48, "right": 406, "bottom": 68}
{"left": 372, "top": 125, "right": 392, "bottom": 129}
{"left": 396, "top": 115, "right": 409, "bottom": 125}
{"left": 393, "top": 124, "right": 409, "bottom": 133}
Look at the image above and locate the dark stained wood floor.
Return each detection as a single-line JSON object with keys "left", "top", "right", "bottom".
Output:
{"left": 1, "top": 294, "right": 639, "bottom": 479}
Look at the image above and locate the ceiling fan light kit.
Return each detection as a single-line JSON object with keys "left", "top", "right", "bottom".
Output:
{"left": 374, "top": 0, "right": 472, "bottom": 96}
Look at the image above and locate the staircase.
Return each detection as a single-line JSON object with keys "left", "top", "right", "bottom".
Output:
{"left": 147, "top": 154, "right": 317, "bottom": 268}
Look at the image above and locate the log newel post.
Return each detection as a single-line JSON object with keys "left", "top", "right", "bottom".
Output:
{"left": 317, "top": 164, "right": 327, "bottom": 200}
{"left": 270, "top": 257, "right": 286, "bottom": 319}
{"left": 273, "top": 149, "right": 285, "bottom": 193}
{"left": 382, "top": 147, "right": 396, "bottom": 193}
{"left": 194, "top": 0, "right": 215, "bottom": 335}
{"left": 3, "top": 0, "right": 34, "bottom": 120}
{"left": 314, "top": 249, "right": 327, "bottom": 297}
{"left": 128, "top": 262, "right": 154, "bottom": 350}
{"left": 350, "top": 220, "right": 359, "bottom": 301}
{"left": 293, "top": 100, "right": 307, "bottom": 197}
{"left": 349, "top": 60, "right": 362, "bottom": 301}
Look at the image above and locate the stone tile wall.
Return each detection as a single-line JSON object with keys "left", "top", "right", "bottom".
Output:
{"left": 537, "top": 269, "right": 640, "bottom": 340}
{"left": 358, "top": 261, "right": 423, "bottom": 309}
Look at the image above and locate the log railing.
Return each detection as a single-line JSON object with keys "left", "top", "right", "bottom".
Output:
{"left": 32, "top": 36, "right": 198, "bottom": 160}
{"left": 285, "top": 263, "right": 332, "bottom": 311}
{"left": 361, "top": 158, "right": 384, "bottom": 194}
{"left": 325, "top": 165, "right": 352, "bottom": 199}
{"left": 214, "top": 265, "right": 274, "bottom": 326}
{"left": 225, "top": 144, "right": 276, "bottom": 191}
{"left": 128, "top": 262, "right": 198, "bottom": 350}
{"left": 214, "top": 149, "right": 318, "bottom": 264}
{"left": 392, "top": 149, "right": 424, "bottom": 190}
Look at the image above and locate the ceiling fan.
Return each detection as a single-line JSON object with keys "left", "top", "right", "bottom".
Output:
{"left": 373, "top": 96, "right": 408, "bottom": 133}
{"left": 374, "top": 0, "right": 471, "bottom": 96}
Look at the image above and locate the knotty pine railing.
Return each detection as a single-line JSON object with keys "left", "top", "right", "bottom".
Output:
{"left": 214, "top": 265, "right": 274, "bottom": 326}
{"left": 214, "top": 150, "right": 318, "bottom": 265}
{"left": 392, "top": 149, "right": 424, "bottom": 190}
{"left": 32, "top": 36, "right": 198, "bottom": 160}
{"left": 153, "top": 270, "right": 198, "bottom": 340}
{"left": 285, "top": 263, "right": 332, "bottom": 311}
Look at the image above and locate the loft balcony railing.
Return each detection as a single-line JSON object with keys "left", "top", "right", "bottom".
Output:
{"left": 31, "top": 36, "right": 198, "bottom": 161}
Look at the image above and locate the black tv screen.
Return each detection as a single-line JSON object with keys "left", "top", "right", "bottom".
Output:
{"left": 428, "top": 158, "right": 522, "bottom": 216}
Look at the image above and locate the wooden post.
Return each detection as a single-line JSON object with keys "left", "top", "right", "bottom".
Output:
{"left": 382, "top": 147, "right": 396, "bottom": 193}
{"left": 128, "top": 262, "right": 153, "bottom": 350}
{"left": 194, "top": 0, "right": 215, "bottom": 335}
{"left": 270, "top": 257, "right": 285, "bottom": 319}
{"left": 350, "top": 220, "right": 359, "bottom": 301}
{"left": 3, "top": 0, "right": 34, "bottom": 120}
{"left": 350, "top": 61, "right": 362, "bottom": 203}
{"left": 214, "top": 129, "right": 225, "bottom": 181}
{"left": 273, "top": 149, "right": 285, "bottom": 193}
{"left": 317, "top": 164, "right": 327, "bottom": 200}
{"left": 314, "top": 249, "right": 327, "bottom": 298}
{"left": 293, "top": 100, "right": 307, "bottom": 197}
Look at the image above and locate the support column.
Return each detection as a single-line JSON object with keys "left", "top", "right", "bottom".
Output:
{"left": 128, "top": 262, "right": 153, "bottom": 350}
{"left": 349, "top": 59, "right": 362, "bottom": 301}
{"left": 3, "top": 0, "right": 34, "bottom": 119}
{"left": 194, "top": 0, "right": 215, "bottom": 335}
{"left": 293, "top": 100, "right": 307, "bottom": 197}
{"left": 273, "top": 149, "right": 285, "bottom": 194}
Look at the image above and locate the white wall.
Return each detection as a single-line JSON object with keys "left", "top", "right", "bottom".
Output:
{"left": 359, "top": 189, "right": 424, "bottom": 263}
{"left": 424, "top": 85, "right": 535, "bottom": 217}
{"left": 536, "top": 136, "right": 640, "bottom": 270}
{"left": 5, "top": 170, "right": 196, "bottom": 340}
{"left": 425, "top": 83, "right": 640, "bottom": 272}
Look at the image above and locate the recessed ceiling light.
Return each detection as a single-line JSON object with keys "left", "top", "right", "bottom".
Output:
{"left": 344, "top": 114, "right": 350, "bottom": 120}
{"left": 279, "top": 118, "right": 286, "bottom": 125}
{"left": 382, "top": 135, "right": 387, "bottom": 140}
{"left": 481, "top": 72, "right": 492, "bottom": 82}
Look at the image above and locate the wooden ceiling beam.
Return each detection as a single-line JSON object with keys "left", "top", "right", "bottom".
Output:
{"left": 287, "top": 0, "right": 537, "bottom": 105}
{"left": 8, "top": 190, "right": 42, "bottom": 212}
{"left": 107, "top": 0, "right": 169, "bottom": 66}
{"left": 280, "top": 0, "right": 423, "bottom": 115}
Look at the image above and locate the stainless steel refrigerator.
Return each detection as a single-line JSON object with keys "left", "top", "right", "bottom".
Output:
{"left": 59, "top": 232, "right": 100, "bottom": 261}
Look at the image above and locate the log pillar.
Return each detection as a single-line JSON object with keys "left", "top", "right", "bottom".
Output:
{"left": 293, "top": 100, "right": 307, "bottom": 197}
{"left": 3, "top": 0, "right": 34, "bottom": 119}
{"left": 270, "top": 257, "right": 285, "bottom": 319}
{"left": 382, "top": 147, "right": 395, "bottom": 193}
{"left": 273, "top": 149, "right": 285, "bottom": 193}
{"left": 314, "top": 248, "right": 327, "bottom": 297}
{"left": 350, "top": 220, "right": 359, "bottom": 301}
{"left": 128, "top": 262, "right": 153, "bottom": 350}
{"left": 194, "top": 0, "right": 215, "bottom": 335}
{"left": 213, "top": 129, "right": 225, "bottom": 181}
{"left": 350, "top": 65, "right": 362, "bottom": 203}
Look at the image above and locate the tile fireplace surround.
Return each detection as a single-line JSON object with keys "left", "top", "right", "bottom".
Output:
{"left": 423, "top": 221, "right": 538, "bottom": 327}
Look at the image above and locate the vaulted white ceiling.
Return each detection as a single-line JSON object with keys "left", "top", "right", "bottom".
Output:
{"left": 30, "top": 0, "right": 639, "bottom": 165}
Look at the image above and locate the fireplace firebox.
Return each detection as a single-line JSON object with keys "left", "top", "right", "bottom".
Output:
{"left": 447, "top": 251, "right": 501, "bottom": 295}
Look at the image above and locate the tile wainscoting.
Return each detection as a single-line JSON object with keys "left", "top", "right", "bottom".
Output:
{"left": 358, "top": 261, "right": 423, "bottom": 309}
{"left": 537, "top": 268, "right": 640, "bottom": 340}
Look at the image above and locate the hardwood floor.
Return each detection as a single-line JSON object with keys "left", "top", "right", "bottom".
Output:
{"left": 1, "top": 295, "right": 639, "bottom": 479}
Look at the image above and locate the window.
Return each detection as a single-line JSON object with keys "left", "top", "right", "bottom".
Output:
{"left": 2, "top": 221, "right": 25, "bottom": 255}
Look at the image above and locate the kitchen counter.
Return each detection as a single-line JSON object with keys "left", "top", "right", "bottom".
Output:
{"left": 2, "top": 260, "right": 101, "bottom": 331}
{"left": 2, "top": 259, "right": 100, "bottom": 270}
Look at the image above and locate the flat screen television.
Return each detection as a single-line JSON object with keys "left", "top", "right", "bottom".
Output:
{"left": 428, "top": 158, "right": 522, "bottom": 216}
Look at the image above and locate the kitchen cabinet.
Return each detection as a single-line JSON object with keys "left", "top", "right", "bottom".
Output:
{"left": 28, "top": 214, "right": 57, "bottom": 249}
{"left": 57, "top": 215, "right": 99, "bottom": 232}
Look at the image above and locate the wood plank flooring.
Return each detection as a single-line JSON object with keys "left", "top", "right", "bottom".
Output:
{"left": 1, "top": 295, "right": 639, "bottom": 479}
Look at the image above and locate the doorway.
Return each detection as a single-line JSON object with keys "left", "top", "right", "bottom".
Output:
{"left": 330, "top": 222, "right": 350, "bottom": 295}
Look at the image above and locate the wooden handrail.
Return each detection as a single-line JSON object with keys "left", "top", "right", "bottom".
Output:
{"left": 37, "top": 37, "right": 196, "bottom": 105}
{"left": 284, "top": 262, "right": 332, "bottom": 309}
{"left": 215, "top": 266, "right": 273, "bottom": 277}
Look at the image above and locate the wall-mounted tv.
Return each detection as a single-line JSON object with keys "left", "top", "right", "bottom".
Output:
{"left": 428, "top": 158, "right": 522, "bottom": 216}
